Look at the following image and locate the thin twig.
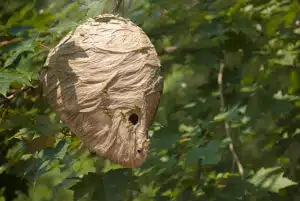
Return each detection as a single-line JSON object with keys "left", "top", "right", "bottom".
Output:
{"left": 218, "top": 62, "right": 244, "bottom": 179}
{"left": 113, "top": 0, "right": 123, "bottom": 14}
{"left": 0, "top": 86, "right": 32, "bottom": 106}
{"left": 0, "top": 37, "right": 22, "bottom": 48}
{"left": 38, "top": 42, "right": 51, "bottom": 50}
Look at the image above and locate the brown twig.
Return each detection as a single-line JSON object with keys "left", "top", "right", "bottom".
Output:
{"left": 0, "top": 38, "right": 22, "bottom": 48}
{"left": 0, "top": 86, "right": 32, "bottom": 106}
{"left": 38, "top": 42, "right": 51, "bottom": 50}
{"left": 218, "top": 62, "right": 244, "bottom": 179}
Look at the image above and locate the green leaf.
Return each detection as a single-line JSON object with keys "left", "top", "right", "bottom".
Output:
{"left": 55, "top": 1, "right": 80, "bottom": 20}
{"left": 248, "top": 167, "right": 297, "bottom": 193}
{"left": 186, "top": 140, "right": 221, "bottom": 166}
{"left": 43, "top": 139, "right": 68, "bottom": 160}
{"left": 34, "top": 115, "right": 57, "bottom": 136}
{"left": 103, "top": 169, "right": 137, "bottom": 201}
{"left": 0, "top": 188, "right": 5, "bottom": 201}
{"left": 16, "top": 56, "right": 38, "bottom": 80}
{"left": 213, "top": 111, "right": 229, "bottom": 122}
{"left": 6, "top": 4, "right": 35, "bottom": 27}
{"left": 26, "top": 13, "right": 55, "bottom": 30}
{"left": 71, "top": 172, "right": 103, "bottom": 201}
{"left": 151, "top": 128, "right": 180, "bottom": 151}
{"left": 0, "top": 71, "right": 30, "bottom": 95}
{"left": 271, "top": 50, "right": 296, "bottom": 66}
{"left": 224, "top": 51, "right": 243, "bottom": 68}
{"left": 4, "top": 39, "right": 35, "bottom": 67}
{"left": 49, "top": 18, "right": 78, "bottom": 35}
{"left": 213, "top": 104, "right": 240, "bottom": 122}
{"left": 86, "top": 1, "right": 106, "bottom": 18}
{"left": 288, "top": 71, "right": 299, "bottom": 94}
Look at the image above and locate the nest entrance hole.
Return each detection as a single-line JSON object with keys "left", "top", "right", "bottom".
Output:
{"left": 129, "top": 113, "right": 139, "bottom": 125}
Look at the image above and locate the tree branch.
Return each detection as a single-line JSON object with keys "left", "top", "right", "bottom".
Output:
{"left": 0, "top": 86, "right": 33, "bottom": 106}
{"left": 218, "top": 62, "right": 244, "bottom": 179}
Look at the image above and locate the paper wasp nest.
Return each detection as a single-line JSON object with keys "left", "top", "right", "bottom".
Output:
{"left": 40, "top": 14, "right": 163, "bottom": 168}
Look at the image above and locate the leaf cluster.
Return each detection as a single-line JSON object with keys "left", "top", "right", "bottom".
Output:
{"left": 1, "top": 0, "right": 300, "bottom": 201}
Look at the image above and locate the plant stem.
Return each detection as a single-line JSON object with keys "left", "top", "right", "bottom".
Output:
{"left": 218, "top": 62, "right": 244, "bottom": 179}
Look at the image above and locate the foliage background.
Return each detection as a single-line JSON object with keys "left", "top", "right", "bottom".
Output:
{"left": 1, "top": 0, "right": 300, "bottom": 200}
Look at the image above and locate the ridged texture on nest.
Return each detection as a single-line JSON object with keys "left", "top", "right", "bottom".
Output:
{"left": 40, "top": 14, "right": 163, "bottom": 168}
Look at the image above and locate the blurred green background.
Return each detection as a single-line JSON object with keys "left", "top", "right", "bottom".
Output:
{"left": 1, "top": 0, "right": 300, "bottom": 200}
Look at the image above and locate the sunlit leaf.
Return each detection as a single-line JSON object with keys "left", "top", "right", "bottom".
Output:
{"left": 248, "top": 167, "right": 297, "bottom": 193}
{"left": 213, "top": 104, "right": 240, "bottom": 122}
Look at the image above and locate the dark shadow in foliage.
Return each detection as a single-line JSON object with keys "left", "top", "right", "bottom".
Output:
{"left": 70, "top": 169, "right": 138, "bottom": 201}
{"left": 0, "top": 173, "right": 28, "bottom": 201}
{"left": 0, "top": 135, "right": 28, "bottom": 201}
